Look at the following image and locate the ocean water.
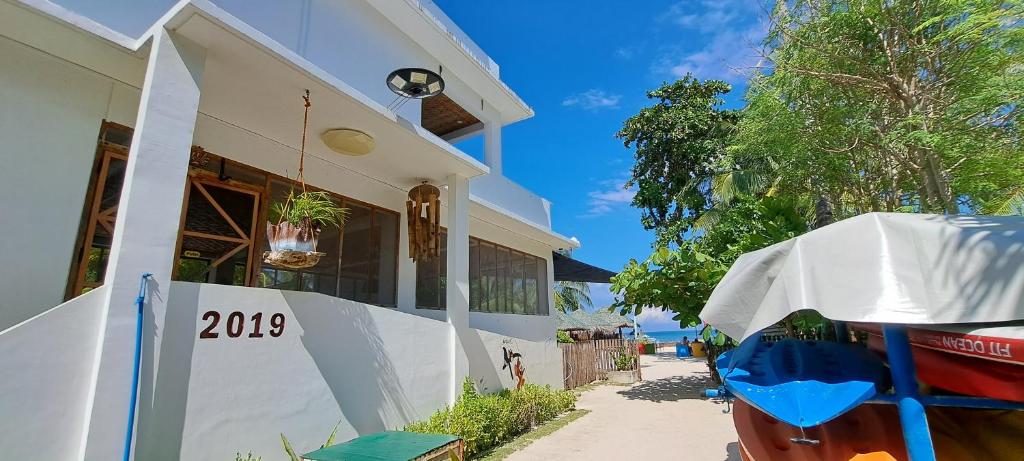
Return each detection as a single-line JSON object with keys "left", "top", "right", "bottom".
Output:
{"left": 629, "top": 328, "right": 701, "bottom": 343}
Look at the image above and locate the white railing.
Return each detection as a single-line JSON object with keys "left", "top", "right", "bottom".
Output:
{"left": 409, "top": 0, "right": 501, "bottom": 78}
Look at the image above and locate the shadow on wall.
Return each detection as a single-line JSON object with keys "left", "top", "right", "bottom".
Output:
{"left": 137, "top": 280, "right": 199, "bottom": 460}
{"left": 462, "top": 329, "right": 506, "bottom": 394}
{"left": 286, "top": 292, "right": 416, "bottom": 436}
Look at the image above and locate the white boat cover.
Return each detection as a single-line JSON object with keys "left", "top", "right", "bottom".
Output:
{"left": 700, "top": 213, "right": 1024, "bottom": 341}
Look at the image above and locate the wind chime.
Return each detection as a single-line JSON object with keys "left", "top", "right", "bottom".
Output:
{"left": 406, "top": 182, "right": 441, "bottom": 262}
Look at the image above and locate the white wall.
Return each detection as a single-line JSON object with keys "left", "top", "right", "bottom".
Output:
{"left": 0, "top": 286, "right": 108, "bottom": 461}
{"left": 130, "top": 282, "right": 559, "bottom": 461}
{"left": 210, "top": 0, "right": 487, "bottom": 125}
{"left": 0, "top": 36, "right": 141, "bottom": 329}
{"left": 471, "top": 174, "right": 553, "bottom": 230}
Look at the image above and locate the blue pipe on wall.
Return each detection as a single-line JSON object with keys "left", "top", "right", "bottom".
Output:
{"left": 882, "top": 324, "right": 937, "bottom": 461}
{"left": 124, "top": 273, "right": 152, "bottom": 461}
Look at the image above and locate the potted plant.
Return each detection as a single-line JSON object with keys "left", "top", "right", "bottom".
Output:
{"left": 264, "top": 190, "right": 347, "bottom": 269}
{"left": 262, "top": 90, "right": 348, "bottom": 270}
{"left": 606, "top": 347, "right": 638, "bottom": 384}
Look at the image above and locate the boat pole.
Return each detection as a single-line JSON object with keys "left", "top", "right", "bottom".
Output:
{"left": 882, "top": 325, "right": 936, "bottom": 461}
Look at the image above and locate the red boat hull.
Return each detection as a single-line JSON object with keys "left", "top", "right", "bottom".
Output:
{"left": 854, "top": 324, "right": 1024, "bottom": 403}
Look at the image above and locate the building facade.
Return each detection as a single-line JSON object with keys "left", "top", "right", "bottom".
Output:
{"left": 0, "top": 1, "right": 577, "bottom": 459}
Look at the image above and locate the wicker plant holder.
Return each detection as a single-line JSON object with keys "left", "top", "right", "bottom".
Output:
{"left": 262, "top": 250, "right": 325, "bottom": 270}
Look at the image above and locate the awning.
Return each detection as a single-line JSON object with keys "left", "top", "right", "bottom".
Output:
{"left": 552, "top": 252, "right": 617, "bottom": 283}
{"left": 700, "top": 213, "right": 1024, "bottom": 341}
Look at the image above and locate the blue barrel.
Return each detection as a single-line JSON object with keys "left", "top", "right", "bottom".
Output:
{"left": 676, "top": 343, "right": 692, "bottom": 358}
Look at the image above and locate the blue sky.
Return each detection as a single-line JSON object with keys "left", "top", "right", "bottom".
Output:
{"left": 436, "top": 0, "right": 766, "bottom": 331}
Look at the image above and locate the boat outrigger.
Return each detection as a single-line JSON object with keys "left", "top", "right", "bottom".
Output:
{"left": 700, "top": 213, "right": 1024, "bottom": 461}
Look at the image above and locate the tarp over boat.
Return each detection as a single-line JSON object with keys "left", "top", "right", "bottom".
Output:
{"left": 700, "top": 213, "right": 1024, "bottom": 341}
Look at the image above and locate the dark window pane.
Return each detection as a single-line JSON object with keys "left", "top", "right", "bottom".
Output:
{"left": 469, "top": 238, "right": 479, "bottom": 309}
{"left": 339, "top": 203, "right": 372, "bottom": 302}
{"left": 536, "top": 257, "right": 549, "bottom": 315}
{"left": 511, "top": 252, "right": 525, "bottom": 314}
{"left": 524, "top": 255, "right": 538, "bottom": 313}
{"left": 495, "top": 247, "right": 509, "bottom": 313}
{"left": 480, "top": 243, "right": 496, "bottom": 312}
{"left": 375, "top": 210, "right": 398, "bottom": 306}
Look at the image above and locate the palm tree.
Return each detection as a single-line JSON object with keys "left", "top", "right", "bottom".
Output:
{"left": 554, "top": 281, "right": 592, "bottom": 313}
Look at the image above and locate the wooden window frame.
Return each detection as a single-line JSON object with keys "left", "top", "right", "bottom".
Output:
{"left": 67, "top": 121, "right": 401, "bottom": 307}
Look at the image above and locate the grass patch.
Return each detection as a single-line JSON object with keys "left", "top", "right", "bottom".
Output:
{"left": 475, "top": 409, "right": 591, "bottom": 461}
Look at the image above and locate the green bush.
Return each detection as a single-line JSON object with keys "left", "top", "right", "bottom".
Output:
{"left": 405, "top": 378, "right": 576, "bottom": 458}
{"left": 612, "top": 346, "right": 636, "bottom": 371}
{"left": 556, "top": 330, "right": 575, "bottom": 343}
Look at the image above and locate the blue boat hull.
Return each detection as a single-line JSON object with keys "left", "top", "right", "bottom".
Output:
{"left": 718, "top": 337, "right": 888, "bottom": 428}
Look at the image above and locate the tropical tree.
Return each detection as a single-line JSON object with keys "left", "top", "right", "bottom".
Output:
{"left": 553, "top": 281, "right": 592, "bottom": 313}
{"left": 736, "top": 0, "right": 1024, "bottom": 215}
{"left": 616, "top": 77, "right": 740, "bottom": 245}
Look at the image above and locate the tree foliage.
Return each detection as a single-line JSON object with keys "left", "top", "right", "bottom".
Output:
{"left": 553, "top": 280, "right": 592, "bottom": 313}
{"left": 616, "top": 77, "right": 740, "bottom": 245}
{"left": 737, "top": 0, "right": 1024, "bottom": 215}
{"left": 612, "top": 0, "right": 1024, "bottom": 337}
{"left": 611, "top": 196, "right": 808, "bottom": 326}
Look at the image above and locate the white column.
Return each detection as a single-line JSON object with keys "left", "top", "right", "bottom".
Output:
{"left": 445, "top": 174, "right": 471, "bottom": 404}
{"left": 77, "top": 29, "right": 205, "bottom": 461}
{"left": 483, "top": 120, "right": 502, "bottom": 176}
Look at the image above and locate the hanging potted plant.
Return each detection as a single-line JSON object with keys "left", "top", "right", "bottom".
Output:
{"left": 263, "top": 91, "right": 348, "bottom": 270}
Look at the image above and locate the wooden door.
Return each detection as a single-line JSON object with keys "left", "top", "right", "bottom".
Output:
{"left": 173, "top": 173, "right": 262, "bottom": 286}
{"left": 71, "top": 148, "right": 128, "bottom": 295}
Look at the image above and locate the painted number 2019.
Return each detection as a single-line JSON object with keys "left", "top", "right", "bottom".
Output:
{"left": 199, "top": 311, "right": 285, "bottom": 339}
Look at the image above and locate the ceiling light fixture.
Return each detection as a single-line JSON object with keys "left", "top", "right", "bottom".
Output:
{"left": 321, "top": 128, "right": 375, "bottom": 156}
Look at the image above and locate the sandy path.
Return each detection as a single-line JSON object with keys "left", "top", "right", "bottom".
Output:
{"left": 506, "top": 353, "right": 740, "bottom": 461}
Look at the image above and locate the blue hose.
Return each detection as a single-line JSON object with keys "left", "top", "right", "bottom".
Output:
{"left": 124, "top": 273, "right": 152, "bottom": 461}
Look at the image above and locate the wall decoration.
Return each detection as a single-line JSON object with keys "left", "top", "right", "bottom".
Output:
{"left": 406, "top": 182, "right": 441, "bottom": 262}
{"left": 502, "top": 346, "right": 526, "bottom": 390}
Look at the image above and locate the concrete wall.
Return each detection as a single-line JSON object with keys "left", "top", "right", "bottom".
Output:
{"left": 130, "top": 282, "right": 558, "bottom": 461}
{"left": 471, "top": 174, "right": 553, "bottom": 229}
{"left": 0, "top": 35, "right": 141, "bottom": 329}
{"left": 0, "top": 286, "right": 108, "bottom": 461}
{"left": 228, "top": 0, "right": 493, "bottom": 126}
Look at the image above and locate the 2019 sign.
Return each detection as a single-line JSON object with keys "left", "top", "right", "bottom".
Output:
{"left": 199, "top": 311, "right": 285, "bottom": 339}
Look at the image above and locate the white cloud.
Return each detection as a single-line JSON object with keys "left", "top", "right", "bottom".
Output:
{"left": 561, "top": 89, "right": 622, "bottom": 111}
{"left": 581, "top": 175, "right": 636, "bottom": 217}
{"left": 653, "top": 1, "right": 767, "bottom": 83}
{"left": 636, "top": 308, "right": 672, "bottom": 324}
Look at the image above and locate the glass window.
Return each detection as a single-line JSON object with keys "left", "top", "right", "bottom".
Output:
{"left": 416, "top": 233, "right": 550, "bottom": 315}
{"left": 479, "top": 241, "right": 496, "bottom": 312}
{"left": 415, "top": 231, "right": 446, "bottom": 309}
{"left": 374, "top": 210, "right": 399, "bottom": 306}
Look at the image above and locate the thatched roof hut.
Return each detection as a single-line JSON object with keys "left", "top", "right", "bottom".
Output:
{"left": 556, "top": 309, "right": 630, "bottom": 341}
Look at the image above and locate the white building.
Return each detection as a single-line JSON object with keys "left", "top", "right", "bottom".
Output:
{"left": 0, "top": 1, "right": 581, "bottom": 459}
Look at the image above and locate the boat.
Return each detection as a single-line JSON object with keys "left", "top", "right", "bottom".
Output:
{"left": 734, "top": 398, "right": 1024, "bottom": 461}
{"left": 718, "top": 336, "right": 889, "bottom": 428}
{"left": 852, "top": 322, "right": 1024, "bottom": 403}
{"left": 697, "top": 214, "right": 1024, "bottom": 460}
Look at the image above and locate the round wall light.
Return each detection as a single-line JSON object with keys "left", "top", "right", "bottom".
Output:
{"left": 321, "top": 128, "right": 375, "bottom": 156}
{"left": 386, "top": 68, "right": 445, "bottom": 99}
